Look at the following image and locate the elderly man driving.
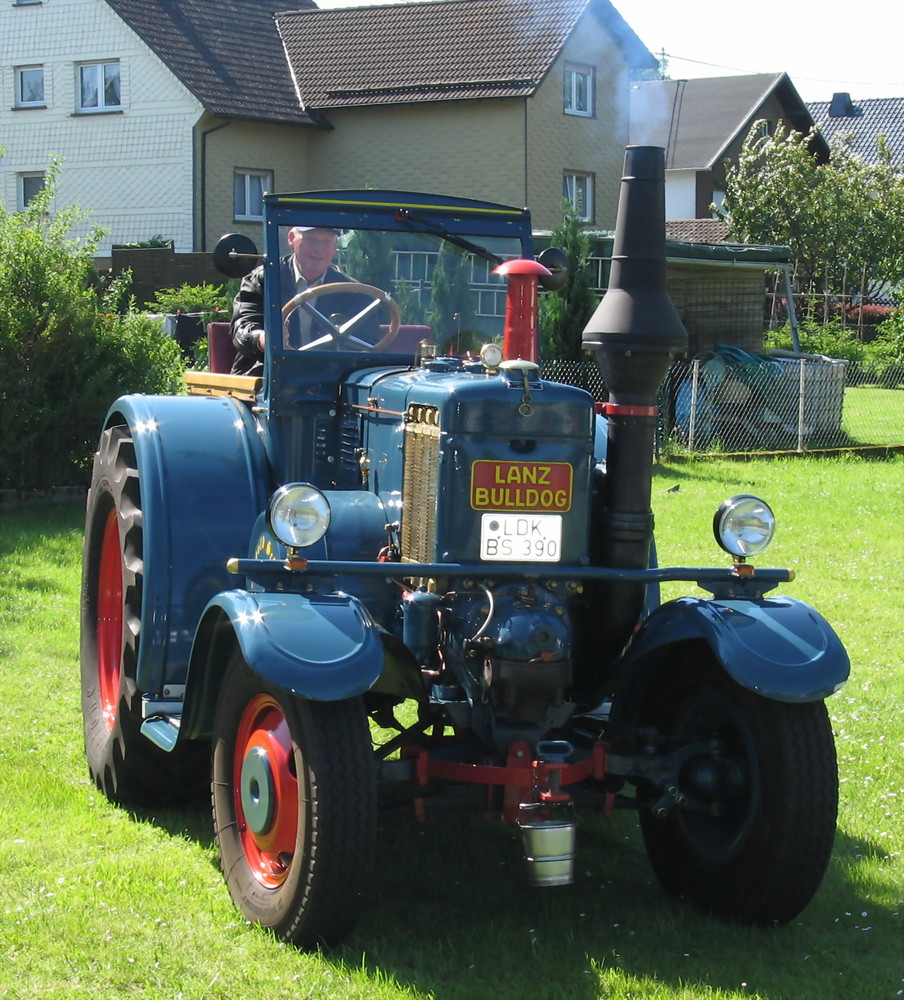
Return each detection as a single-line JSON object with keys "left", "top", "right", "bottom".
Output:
{"left": 230, "top": 226, "right": 375, "bottom": 376}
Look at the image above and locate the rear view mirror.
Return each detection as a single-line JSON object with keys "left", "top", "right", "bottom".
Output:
{"left": 537, "top": 247, "right": 569, "bottom": 292}
{"left": 213, "top": 233, "right": 261, "bottom": 278}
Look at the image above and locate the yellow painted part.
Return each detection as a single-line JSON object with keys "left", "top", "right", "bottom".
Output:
{"left": 184, "top": 370, "right": 261, "bottom": 402}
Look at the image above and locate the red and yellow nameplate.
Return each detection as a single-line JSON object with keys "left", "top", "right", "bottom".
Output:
{"left": 470, "top": 461, "right": 572, "bottom": 512}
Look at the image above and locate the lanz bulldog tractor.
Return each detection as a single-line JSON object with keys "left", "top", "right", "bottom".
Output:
{"left": 81, "top": 147, "right": 849, "bottom": 948}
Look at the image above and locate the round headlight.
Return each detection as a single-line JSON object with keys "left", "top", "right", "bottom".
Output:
{"left": 267, "top": 484, "right": 331, "bottom": 549}
{"left": 713, "top": 494, "right": 775, "bottom": 558}
{"left": 480, "top": 342, "right": 504, "bottom": 369}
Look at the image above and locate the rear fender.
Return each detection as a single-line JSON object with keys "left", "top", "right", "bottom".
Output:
{"left": 621, "top": 595, "right": 849, "bottom": 703}
{"left": 102, "top": 394, "right": 269, "bottom": 695}
{"left": 182, "top": 589, "right": 384, "bottom": 739}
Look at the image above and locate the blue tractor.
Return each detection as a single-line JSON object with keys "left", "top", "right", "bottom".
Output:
{"left": 80, "top": 147, "right": 849, "bottom": 947}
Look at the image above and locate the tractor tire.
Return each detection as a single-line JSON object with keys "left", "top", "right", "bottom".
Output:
{"left": 638, "top": 654, "right": 838, "bottom": 925}
{"left": 80, "top": 424, "right": 207, "bottom": 804}
{"left": 212, "top": 649, "right": 377, "bottom": 948}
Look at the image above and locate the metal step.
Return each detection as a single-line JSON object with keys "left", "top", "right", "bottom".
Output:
{"left": 140, "top": 714, "right": 182, "bottom": 752}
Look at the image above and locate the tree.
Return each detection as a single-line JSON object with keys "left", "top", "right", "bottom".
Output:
{"left": 426, "top": 242, "right": 476, "bottom": 351}
{"left": 343, "top": 227, "right": 397, "bottom": 291}
{"left": 718, "top": 123, "right": 904, "bottom": 300}
{"left": 538, "top": 204, "right": 600, "bottom": 361}
{"left": 0, "top": 161, "right": 184, "bottom": 491}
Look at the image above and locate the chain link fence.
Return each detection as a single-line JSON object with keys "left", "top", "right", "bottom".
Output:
{"left": 542, "top": 357, "right": 904, "bottom": 455}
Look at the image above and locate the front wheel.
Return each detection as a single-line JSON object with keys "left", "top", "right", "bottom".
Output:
{"left": 212, "top": 650, "right": 377, "bottom": 948}
{"left": 638, "top": 655, "right": 838, "bottom": 924}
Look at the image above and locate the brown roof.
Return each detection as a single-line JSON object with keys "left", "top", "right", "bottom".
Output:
{"left": 103, "top": 0, "right": 322, "bottom": 125}
{"left": 277, "top": 0, "right": 655, "bottom": 109}
{"left": 666, "top": 219, "right": 730, "bottom": 243}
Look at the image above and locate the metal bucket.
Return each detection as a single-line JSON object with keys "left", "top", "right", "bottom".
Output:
{"left": 517, "top": 803, "right": 576, "bottom": 886}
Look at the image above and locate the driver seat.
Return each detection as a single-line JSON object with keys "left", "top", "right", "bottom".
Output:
{"left": 208, "top": 322, "right": 237, "bottom": 374}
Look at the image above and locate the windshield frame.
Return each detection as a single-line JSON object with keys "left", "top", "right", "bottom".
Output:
{"left": 260, "top": 190, "right": 535, "bottom": 368}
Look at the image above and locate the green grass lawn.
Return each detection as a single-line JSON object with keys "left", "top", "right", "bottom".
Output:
{"left": 842, "top": 385, "right": 904, "bottom": 447}
{"left": 1, "top": 455, "right": 901, "bottom": 1000}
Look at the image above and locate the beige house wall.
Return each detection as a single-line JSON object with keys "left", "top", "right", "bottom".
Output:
{"left": 197, "top": 116, "right": 314, "bottom": 251}
{"left": 526, "top": 21, "right": 632, "bottom": 232}
{"left": 305, "top": 100, "right": 527, "bottom": 209}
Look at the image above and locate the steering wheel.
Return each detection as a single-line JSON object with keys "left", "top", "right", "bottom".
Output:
{"left": 281, "top": 281, "right": 401, "bottom": 352}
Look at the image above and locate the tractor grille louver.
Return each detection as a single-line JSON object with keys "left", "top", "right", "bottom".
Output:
{"left": 401, "top": 404, "right": 440, "bottom": 564}
{"left": 338, "top": 410, "right": 361, "bottom": 485}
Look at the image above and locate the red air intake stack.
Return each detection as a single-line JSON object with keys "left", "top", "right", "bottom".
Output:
{"left": 494, "top": 258, "right": 551, "bottom": 363}
{"left": 580, "top": 146, "right": 688, "bottom": 658}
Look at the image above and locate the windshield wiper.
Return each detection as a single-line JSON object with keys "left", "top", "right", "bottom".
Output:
{"left": 395, "top": 208, "right": 504, "bottom": 266}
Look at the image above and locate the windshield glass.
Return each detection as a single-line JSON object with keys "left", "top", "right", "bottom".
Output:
{"left": 273, "top": 224, "right": 523, "bottom": 356}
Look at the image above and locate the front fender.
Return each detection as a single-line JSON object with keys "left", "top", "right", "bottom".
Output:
{"left": 622, "top": 595, "right": 849, "bottom": 702}
{"left": 183, "top": 589, "right": 384, "bottom": 738}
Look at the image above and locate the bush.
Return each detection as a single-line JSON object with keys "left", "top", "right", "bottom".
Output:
{"left": 765, "top": 314, "right": 904, "bottom": 388}
{"left": 765, "top": 318, "right": 870, "bottom": 363}
{"left": 871, "top": 306, "right": 904, "bottom": 387}
{"left": 145, "top": 281, "right": 229, "bottom": 316}
{"left": 0, "top": 168, "right": 185, "bottom": 491}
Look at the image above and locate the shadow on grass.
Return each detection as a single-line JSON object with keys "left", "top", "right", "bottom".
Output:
{"left": 133, "top": 794, "right": 899, "bottom": 1000}
{"left": 343, "top": 814, "right": 898, "bottom": 1000}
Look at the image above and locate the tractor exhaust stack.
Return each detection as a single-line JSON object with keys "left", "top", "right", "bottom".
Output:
{"left": 581, "top": 146, "right": 688, "bottom": 656}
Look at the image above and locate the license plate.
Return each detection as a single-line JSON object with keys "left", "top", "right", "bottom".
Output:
{"left": 479, "top": 513, "right": 563, "bottom": 562}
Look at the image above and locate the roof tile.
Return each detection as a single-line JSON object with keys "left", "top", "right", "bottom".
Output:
{"left": 278, "top": 0, "right": 655, "bottom": 109}
{"left": 104, "top": 0, "right": 320, "bottom": 124}
{"left": 808, "top": 96, "right": 904, "bottom": 167}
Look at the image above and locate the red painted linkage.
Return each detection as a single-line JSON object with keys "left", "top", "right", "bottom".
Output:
{"left": 404, "top": 740, "right": 609, "bottom": 823}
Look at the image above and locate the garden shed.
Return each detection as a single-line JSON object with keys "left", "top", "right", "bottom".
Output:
{"left": 547, "top": 234, "right": 848, "bottom": 451}
{"left": 587, "top": 234, "right": 795, "bottom": 356}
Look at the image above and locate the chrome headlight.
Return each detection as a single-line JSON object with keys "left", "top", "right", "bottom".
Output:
{"left": 267, "top": 484, "right": 331, "bottom": 549}
{"left": 713, "top": 494, "right": 775, "bottom": 558}
{"left": 479, "top": 342, "right": 503, "bottom": 369}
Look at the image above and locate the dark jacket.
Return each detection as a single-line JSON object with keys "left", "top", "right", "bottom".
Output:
{"left": 230, "top": 256, "right": 375, "bottom": 376}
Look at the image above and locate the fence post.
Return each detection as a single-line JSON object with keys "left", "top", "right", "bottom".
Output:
{"left": 689, "top": 358, "right": 700, "bottom": 452}
{"left": 797, "top": 358, "right": 806, "bottom": 453}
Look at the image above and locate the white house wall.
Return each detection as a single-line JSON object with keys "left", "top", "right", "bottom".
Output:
{"left": 665, "top": 169, "right": 699, "bottom": 220}
{"left": 1, "top": 0, "right": 202, "bottom": 253}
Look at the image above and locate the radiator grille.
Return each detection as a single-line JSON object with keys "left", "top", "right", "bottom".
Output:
{"left": 401, "top": 404, "right": 440, "bottom": 563}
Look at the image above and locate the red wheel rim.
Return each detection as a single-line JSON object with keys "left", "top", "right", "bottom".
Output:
{"left": 234, "top": 694, "right": 299, "bottom": 888}
{"left": 97, "top": 509, "right": 123, "bottom": 732}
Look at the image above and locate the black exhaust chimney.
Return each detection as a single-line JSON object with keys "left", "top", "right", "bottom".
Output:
{"left": 579, "top": 146, "right": 687, "bottom": 667}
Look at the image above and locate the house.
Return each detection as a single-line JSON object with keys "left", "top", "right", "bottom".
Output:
{"left": 1, "top": 0, "right": 320, "bottom": 256}
{"left": 629, "top": 72, "right": 829, "bottom": 220}
{"left": 808, "top": 93, "right": 904, "bottom": 168}
{"left": 1, "top": 0, "right": 655, "bottom": 259}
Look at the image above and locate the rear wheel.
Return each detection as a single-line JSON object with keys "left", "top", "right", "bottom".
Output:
{"left": 212, "top": 650, "right": 377, "bottom": 948}
{"left": 81, "top": 424, "right": 206, "bottom": 804}
{"left": 638, "top": 656, "right": 838, "bottom": 924}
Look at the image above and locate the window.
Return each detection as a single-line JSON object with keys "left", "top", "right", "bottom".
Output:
{"left": 78, "top": 61, "right": 121, "bottom": 112}
{"left": 564, "top": 64, "right": 593, "bottom": 116}
{"left": 563, "top": 172, "right": 593, "bottom": 222}
{"left": 15, "top": 66, "right": 45, "bottom": 107}
{"left": 234, "top": 170, "right": 272, "bottom": 221}
{"left": 18, "top": 172, "right": 45, "bottom": 210}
